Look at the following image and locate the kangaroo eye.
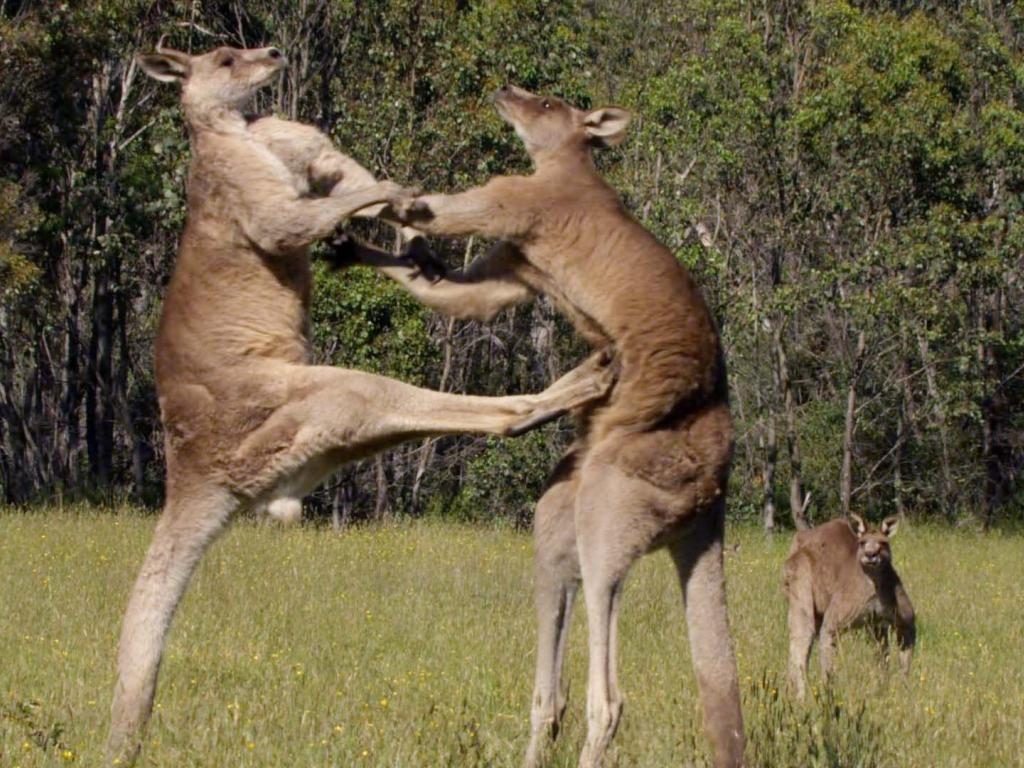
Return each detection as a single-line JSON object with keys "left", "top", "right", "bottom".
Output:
{"left": 541, "top": 99, "right": 551, "bottom": 109}
{"left": 220, "top": 56, "right": 234, "bottom": 68}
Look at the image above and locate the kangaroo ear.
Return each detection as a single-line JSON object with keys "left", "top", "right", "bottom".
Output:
{"left": 136, "top": 51, "right": 191, "bottom": 83}
{"left": 881, "top": 516, "right": 900, "bottom": 538}
{"left": 583, "top": 107, "right": 631, "bottom": 148}
{"left": 848, "top": 513, "right": 867, "bottom": 537}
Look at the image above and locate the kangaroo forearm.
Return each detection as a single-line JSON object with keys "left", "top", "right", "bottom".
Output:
{"left": 363, "top": 250, "right": 533, "bottom": 321}
{"left": 895, "top": 587, "right": 916, "bottom": 640}
{"left": 320, "top": 155, "right": 419, "bottom": 244}
{"left": 304, "top": 150, "right": 425, "bottom": 238}
{"left": 415, "top": 278, "right": 533, "bottom": 322}
{"left": 898, "top": 626, "right": 916, "bottom": 651}
{"left": 408, "top": 193, "right": 496, "bottom": 237}
{"left": 328, "top": 153, "right": 378, "bottom": 189}
{"left": 896, "top": 615, "right": 916, "bottom": 649}
{"left": 246, "top": 117, "right": 375, "bottom": 197}
{"left": 410, "top": 187, "right": 532, "bottom": 239}
{"left": 329, "top": 180, "right": 423, "bottom": 242}
{"left": 350, "top": 202, "right": 425, "bottom": 245}
{"left": 327, "top": 185, "right": 399, "bottom": 219}
{"left": 252, "top": 190, "right": 391, "bottom": 253}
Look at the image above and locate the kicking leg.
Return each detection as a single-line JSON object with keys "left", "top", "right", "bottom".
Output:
{"left": 311, "top": 356, "right": 609, "bottom": 442}
{"left": 231, "top": 360, "right": 612, "bottom": 499}
{"left": 507, "top": 350, "right": 615, "bottom": 436}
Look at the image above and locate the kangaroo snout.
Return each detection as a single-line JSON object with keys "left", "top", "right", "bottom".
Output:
{"left": 491, "top": 84, "right": 532, "bottom": 104}
{"left": 490, "top": 85, "right": 513, "bottom": 107}
{"left": 263, "top": 47, "right": 287, "bottom": 68}
{"left": 253, "top": 46, "right": 287, "bottom": 70}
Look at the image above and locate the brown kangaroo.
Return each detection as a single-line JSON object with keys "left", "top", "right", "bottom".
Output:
{"left": 783, "top": 514, "right": 916, "bottom": 700}
{"left": 107, "top": 48, "right": 613, "bottom": 765}
{"left": 357, "top": 85, "right": 744, "bottom": 768}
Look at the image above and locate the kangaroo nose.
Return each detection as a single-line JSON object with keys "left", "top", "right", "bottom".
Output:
{"left": 267, "top": 48, "right": 283, "bottom": 59}
{"left": 490, "top": 85, "right": 511, "bottom": 104}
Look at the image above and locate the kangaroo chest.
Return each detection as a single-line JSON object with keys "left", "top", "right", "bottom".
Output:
{"left": 515, "top": 250, "right": 611, "bottom": 348}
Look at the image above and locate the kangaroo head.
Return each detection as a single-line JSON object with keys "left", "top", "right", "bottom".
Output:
{"left": 492, "top": 85, "right": 631, "bottom": 162}
{"left": 137, "top": 41, "right": 286, "bottom": 118}
{"left": 849, "top": 514, "right": 899, "bottom": 571}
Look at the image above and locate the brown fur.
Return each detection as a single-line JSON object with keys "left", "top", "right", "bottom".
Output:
{"left": 107, "top": 49, "right": 613, "bottom": 765}
{"left": 783, "top": 514, "right": 916, "bottom": 700}
{"left": 363, "top": 85, "right": 744, "bottom": 768}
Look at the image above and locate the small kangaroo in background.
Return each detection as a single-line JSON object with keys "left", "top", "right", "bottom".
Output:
{"left": 784, "top": 514, "right": 916, "bottom": 700}
{"left": 108, "top": 46, "right": 612, "bottom": 765}
{"left": 360, "top": 85, "right": 744, "bottom": 768}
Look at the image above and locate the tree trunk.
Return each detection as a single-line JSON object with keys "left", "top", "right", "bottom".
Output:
{"left": 331, "top": 474, "right": 354, "bottom": 531}
{"left": 774, "top": 324, "right": 809, "bottom": 529}
{"left": 59, "top": 245, "right": 84, "bottom": 487}
{"left": 373, "top": 455, "right": 389, "bottom": 520}
{"left": 977, "top": 285, "right": 1004, "bottom": 528}
{"left": 86, "top": 258, "right": 115, "bottom": 491}
{"left": 917, "top": 331, "right": 956, "bottom": 518}
{"left": 731, "top": 378, "right": 759, "bottom": 507}
{"left": 893, "top": 405, "right": 906, "bottom": 517}
{"left": 117, "top": 290, "right": 146, "bottom": 499}
{"left": 840, "top": 329, "right": 867, "bottom": 515}
{"left": 85, "top": 55, "right": 137, "bottom": 495}
{"left": 755, "top": 380, "right": 777, "bottom": 534}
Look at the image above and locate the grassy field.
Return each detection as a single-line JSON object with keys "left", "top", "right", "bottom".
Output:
{"left": 1, "top": 510, "right": 1022, "bottom": 767}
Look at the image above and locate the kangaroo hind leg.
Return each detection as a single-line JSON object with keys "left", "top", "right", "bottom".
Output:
{"left": 240, "top": 357, "right": 613, "bottom": 468}
{"left": 784, "top": 554, "right": 816, "bottom": 701}
{"left": 574, "top": 462, "right": 652, "bottom": 768}
{"left": 108, "top": 487, "right": 236, "bottom": 765}
{"left": 669, "top": 503, "right": 745, "bottom": 768}
{"left": 525, "top": 457, "right": 581, "bottom": 768}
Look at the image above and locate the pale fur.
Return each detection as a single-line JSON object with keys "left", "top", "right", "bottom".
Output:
{"left": 783, "top": 514, "right": 916, "bottom": 700}
{"left": 107, "top": 48, "right": 613, "bottom": 765}
{"left": 363, "top": 85, "right": 744, "bottom": 768}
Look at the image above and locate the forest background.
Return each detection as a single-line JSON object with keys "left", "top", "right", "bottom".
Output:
{"left": 1, "top": 0, "right": 1021, "bottom": 530}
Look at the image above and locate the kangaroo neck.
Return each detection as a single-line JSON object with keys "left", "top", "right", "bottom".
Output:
{"left": 530, "top": 142, "right": 598, "bottom": 177}
{"left": 184, "top": 102, "right": 249, "bottom": 139}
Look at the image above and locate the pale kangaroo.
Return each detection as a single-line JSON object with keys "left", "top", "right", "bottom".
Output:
{"left": 359, "top": 85, "right": 744, "bottom": 768}
{"left": 783, "top": 514, "right": 916, "bottom": 700}
{"left": 108, "top": 47, "right": 612, "bottom": 765}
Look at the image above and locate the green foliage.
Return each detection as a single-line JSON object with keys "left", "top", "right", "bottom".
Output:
{"left": 795, "top": 398, "right": 848, "bottom": 512}
{"left": 311, "top": 262, "right": 438, "bottom": 384}
{"left": 0, "top": 1, "right": 1021, "bottom": 520}
{"left": 447, "top": 425, "right": 568, "bottom": 525}
{"left": 0, "top": 180, "right": 41, "bottom": 304}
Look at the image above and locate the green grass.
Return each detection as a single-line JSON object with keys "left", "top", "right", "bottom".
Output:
{"left": 1, "top": 509, "right": 1022, "bottom": 767}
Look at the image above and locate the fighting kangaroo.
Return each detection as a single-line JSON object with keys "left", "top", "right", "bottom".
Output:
{"left": 784, "top": 514, "right": 916, "bottom": 700}
{"left": 358, "top": 85, "right": 744, "bottom": 767}
{"left": 108, "top": 48, "right": 612, "bottom": 765}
